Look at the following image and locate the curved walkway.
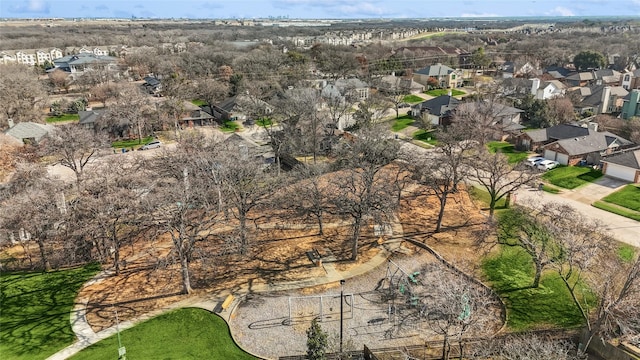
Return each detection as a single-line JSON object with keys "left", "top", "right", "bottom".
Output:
{"left": 46, "top": 218, "right": 407, "bottom": 360}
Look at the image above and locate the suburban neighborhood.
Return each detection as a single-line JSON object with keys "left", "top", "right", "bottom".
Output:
{"left": 0, "top": 13, "right": 639, "bottom": 360}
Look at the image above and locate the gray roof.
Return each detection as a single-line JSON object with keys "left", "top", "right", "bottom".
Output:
{"left": 4, "top": 122, "right": 53, "bottom": 143}
{"left": 456, "top": 101, "right": 523, "bottom": 117}
{"left": 54, "top": 53, "right": 117, "bottom": 66}
{"left": 335, "top": 78, "right": 369, "bottom": 91}
{"left": 580, "top": 85, "right": 628, "bottom": 107}
{"left": 566, "top": 72, "right": 595, "bottom": 81}
{"left": 78, "top": 110, "right": 102, "bottom": 125}
{"left": 602, "top": 149, "right": 640, "bottom": 170}
{"left": 547, "top": 131, "right": 632, "bottom": 156}
{"left": 415, "top": 95, "right": 460, "bottom": 116}
{"left": 415, "top": 63, "right": 456, "bottom": 77}
{"left": 524, "top": 124, "right": 592, "bottom": 143}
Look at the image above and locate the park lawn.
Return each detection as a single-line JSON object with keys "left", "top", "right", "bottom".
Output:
{"left": 392, "top": 115, "right": 415, "bottom": 131}
{"left": 69, "top": 308, "right": 256, "bottom": 360}
{"left": 46, "top": 114, "right": 80, "bottom": 123}
{"left": 592, "top": 201, "right": 640, "bottom": 222}
{"left": 412, "top": 129, "right": 437, "bottom": 145}
{"left": 111, "top": 136, "right": 155, "bottom": 149}
{"left": 0, "top": 263, "right": 101, "bottom": 360}
{"left": 487, "top": 141, "right": 529, "bottom": 164}
{"left": 191, "top": 99, "right": 207, "bottom": 106}
{"left": 468, "top": 186, "right": 508, "bottom": 211}
{"left": 425, "top": 88, "right": 465, "bottom": 97}
{"left": 482, "top": 246, "right": 594, "bottom": 331}
{"left": 601, "top": 184, "right": 640, "bottom": 212}
{"left": 403, "top": 94, "right": 424, "bottom": 103}
{"left": 542, "top": 166, "right": 603, "bottom": 189}
{"left": 220, "top": 120, "right": 241, "bottom": 132}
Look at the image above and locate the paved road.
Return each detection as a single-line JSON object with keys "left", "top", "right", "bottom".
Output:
{"left": 514, "top": 178, "right": 639, "bottom": 248}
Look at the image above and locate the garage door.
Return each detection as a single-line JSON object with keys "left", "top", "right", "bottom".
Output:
{"left": 605, "top": 164, "right": 635, "bottom": 182}
{"left": 544, "top": 150, "right": 557, "bottom": 161}
{"left": 556, "top": 153, "right": 569, "bottom": 165}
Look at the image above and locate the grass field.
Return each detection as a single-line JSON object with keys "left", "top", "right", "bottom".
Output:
{"left": 412, "top": 129, "right": 437, "bottom": 145}
{"left": 592, "top": 201, "right": 640, "bottom": 221}
{"left": 111, "top": 136, "right": 155, "bottom": 148}
{"left": 191, "top": 99, "right": 207, "bottom": 106}
{"left": 601, "top": 184, "right": 640, "bottom": 211}
{"left": 392, "top": 115, "right": 415, "bottom": 131}
{"left": 0, "top": 263, "right": 101, "bottom": 360}
{"left": 220, "top": 121, "right": 241, "bottom": 132}
{"left": 425, "top": 89, "right": 465, "bottom": 97}
{"left": 542, "top": 166, "right": 603, "bottom": 189}
{"left": 468, "top": 186, "right": 508, "bottom": 211}
{"left": 46, "top": 114, "right": 80, "bottom": 123}
{"left": 487, "top": 141, "right": 529, "bottom": 164}
{"left": 69, "top": 308, "right": 256, "bottom": 360}
{"left": 482, "top": 246, "right": 593, "bottom": 330}
{"left": 403, "top": 94, "right": 424, "bottom": 103}
{"left": 618, "top": 244, "right": 638, "bottom": 262}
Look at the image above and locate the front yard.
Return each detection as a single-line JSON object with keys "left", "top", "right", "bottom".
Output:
{"left": 412, "top": 129, "right": 437, "bottom": 145}
{"left": 391, "top": 115, "right": 415, "bottom": 132}
{"left": 487, "top": 141, "right": 529, "bottom": 164}
{"left": 403, "top": 94, "right": 424, "bottom": 103}
{"left": 593, "top": 184, "right": 640, "bottom": 221}
{"left": 541, "top": 166, "right": 603, "bottom": 189}
{"left": 46, "top": 114, "right": 80, "bottom": 123}
{"left": 425, "top": 88, "right": 465, "bottom": 97}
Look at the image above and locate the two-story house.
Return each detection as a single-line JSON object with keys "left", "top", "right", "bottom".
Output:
{"left": 620, "top": 69, "right": 640, "bottom": 90}
{"left": 414, "top": 63, "right": 463, "bottom": 89}
{"left": 621, "top": 89, "right": 640, "bottom": 120}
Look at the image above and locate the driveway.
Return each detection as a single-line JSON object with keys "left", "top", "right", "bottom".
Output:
{"left": 559, "top": 176, "right": 629, "bottom": 204}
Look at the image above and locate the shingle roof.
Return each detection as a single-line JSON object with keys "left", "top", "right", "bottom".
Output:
{"left": 547, "top": 131, "right": 631, "bottom": 156}
{"left": 602, "top": 149, "right": 640, "bottom": 170}
{"left": 78, "top": 110, "right": 102, "bottom": 125}
{"left": 524, "top": 124, "right": 591, "bottom": 143}
{"left": 416, "top": 95, "right": 460, "bottom": 116}
{"left": 4, "top": 122, "right": 53, "bottom": 142}
{"left": 415, "top": 63, "right": 455, "bottom": 77}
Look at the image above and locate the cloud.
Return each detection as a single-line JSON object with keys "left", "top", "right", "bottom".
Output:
{"left": 549, "top": 6, "right": 575, "bottom": 16}
{"left": 9, "top": 0, "right": 50, "bottom": 14}
{"left": 337, "top": 2, "right": 387, "bottom": 17}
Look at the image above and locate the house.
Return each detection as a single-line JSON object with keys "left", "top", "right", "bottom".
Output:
{"left": 78, "top": 110, "right": 103, "bottom": 130}
{"left": 455, "top": 101, "right": 524, "bottom": 127}
{"left": 178, "top": 107, "right": 216, "bottom": 128}
{"left": 321, "top": 78, "right": 370, "bottom": 102}
{"left": 500, "top": 78, "right": 565, "bottom": 100}
{"left": 208, "top": 95, "right": 273, "bottom": 122}
{"left": 414, "top": 63, "right": 463, "bottom": 89}
{"left": 500, "top": 61, "right": 538, "bottom": 79}
{"left": 517, "top": 123, "right": 594, "bottom": 151}
{"left": 620, "top": 69, "right": 640, "bottom": 90}
{"left": 572, "top": 85, "right": 628, "bottom": 115}
{"left": 544, "top": 66, "right": 572, "bottom": 80}
{"left": 142, "top": 76, "right": 162, "bottom": 95}
{"left": 4, "top": 121, "right": 53, "bottom": 145}
{"left": 621, "top": 89, "right": 640, "bottom": 120}
{"left": 52, "top": 53, "right": 118, "bottom": 76}
{"left": 411, "top": 95, "right": 460, "bottom": 126}
{"left": 565, "top": 69, "right": 622, "bottom": 87}
{"left": 378, "top": 75, "right": 425, "bottom": 94}
{"left": 601, "top": 148, "right": 640, "bottom": 183}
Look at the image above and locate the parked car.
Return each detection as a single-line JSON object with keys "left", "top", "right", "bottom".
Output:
{"left": 140, "top": 140, "right": 161, "bottom": 150}
{"left": 525, "top": 156, "right": 546, "bottom": 167}
{"left": 398, "top": 103, "right": 411, "bottom": 108}
{"left": 536, "top": 160, "right": 559, "bottom": 171}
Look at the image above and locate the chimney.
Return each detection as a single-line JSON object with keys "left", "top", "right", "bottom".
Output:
{"left": 587, "top": 122, "right": 598, "bottom": 132}
{"left": 7, "top": 118, "right": 15, "bottom": 128}
{"left": 530, "top": 78, "right": 540, "bottom": 97}
{"left": 600, "top": 86, "right": 611, "bottom": 114}
{"left": 448, "top": 89, "right": 452, "bottom": 96}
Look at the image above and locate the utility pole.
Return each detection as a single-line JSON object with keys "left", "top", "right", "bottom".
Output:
{"left": 339, "top": 279, "right": 345, "bottom": 354}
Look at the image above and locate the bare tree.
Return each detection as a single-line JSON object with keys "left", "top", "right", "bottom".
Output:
{"left": 331, "top": 129, "right": 399, "bottom": 260}
{"left": 546, "top": 97, "right": 577, "bottom": 126}
{"left": 43, "top": 125, "right": 108, "bottom": 190}
{"left": 49, "top": 69, "right": 73, "bottom": 94}
{"left": 474, "top": 335, "right": 587, "bottom": 360}
{"left": 100, "top": 84, "right": 152, "bottom": 143}
{"left": 466, "top": 149, "right": 538, "bottom": 219}
{"left": 0, "top": 64, "right": 47, "bottom": 129}
{"left": 194, "top": 78, "right": 229, "bottom": 108}
{"left": 351, "top": 93, "right": 392, "bottom": 130}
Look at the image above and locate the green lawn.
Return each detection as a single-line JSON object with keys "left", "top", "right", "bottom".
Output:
{"left": 425, "top": 89, "right": 465, "bottom": 97}
{"left": 403, "top": 94, "right": 424, "bottom": 103}
{"left": 601, "top": 184, "right": 640, "bottom": 211}
{"left": 191, "top": 99, "right": 207, "bottom": 107}
{"left": 412, "top": 129, "right": 437, "bottom": 145}
{"left": 46, "top": 114, "right": 80, "bottom": 123}
{"left": 392, "top": 115, "right": 415, "bottom": 131}
{"left": 542, "top": 184, "right": 561, "bottom": 194}
{"left": 542, "top": 166, "right": 603, "bottom": 189}
{"left": 69, "top": 308, "right": 256, "bottom": 360}
{"left": 220, "top": 121, "right": 241, "bottom": 132}
{"left": 111, "top": 136, "right": 155, "bottom": 149}
{"left": 468, "top": 186, "right": 508, "bottom": 210}
{"left": 487, "top": 141, "right": 529, "bottom": 164}
{"left": 482, "top": 246, "right": 593, "bottom": 331}
{"left": 592, "top": 201, "right": 640, "bottom": 222}
{"left": 0, "top": 263, "right": 101, "bottom": 360}
{"left": 256, "top": 118, "right": 273, "bottom": 127}
{"left": 618, "top": 244, "right": 638, "bottom": 262}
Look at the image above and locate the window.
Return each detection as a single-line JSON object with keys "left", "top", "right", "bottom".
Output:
{"left": 624, "top": 75, "right": 631, "bottom": 81}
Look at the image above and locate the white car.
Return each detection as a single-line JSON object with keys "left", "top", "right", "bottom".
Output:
{"left": 140, "top": 140, "right": 161, "bottom": 150}
{"left": 536, "top": 160, "right": 559, "bottom": 171}
{"left": 525, "top": 156, "right": 546, "bottom": 167}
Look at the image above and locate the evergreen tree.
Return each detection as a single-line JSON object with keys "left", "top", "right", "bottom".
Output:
{"left": 306, "top": 318, "right": 328, "bottom": 360}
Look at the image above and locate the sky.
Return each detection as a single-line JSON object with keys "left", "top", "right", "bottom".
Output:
{"left": 1, "top": 0, "right": 639, "bottom": 19}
